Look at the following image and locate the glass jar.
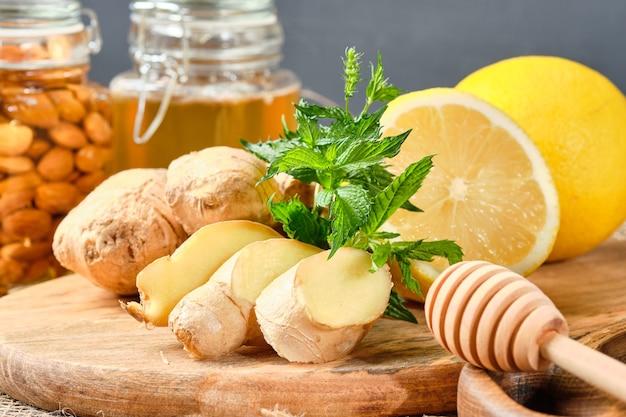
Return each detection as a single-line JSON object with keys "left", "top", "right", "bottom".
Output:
{"left": 110, "top": 0, "right": 301, "bottom": 171}
{"left": 0, "top": 0, "right": 112, "bottom": 294}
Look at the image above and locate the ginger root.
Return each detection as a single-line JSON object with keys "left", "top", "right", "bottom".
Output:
{"left": 52, "top": 168, "right": 187, "bottom": 295}
{"left": 165, "top": 146, "right": 284, "bottom": 235}
{"left": 169, "top": 238, "right": 322, "bottom": 359}
{"left": 123, "top": 220, "right": 282, "bottom": 327}
{"left": 274, "top": 172, "right": 315, "bottom": 209}
{"left": 255, "top": 247, "right": 393, "bottom": 364}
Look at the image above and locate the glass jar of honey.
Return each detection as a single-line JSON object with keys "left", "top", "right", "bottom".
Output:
{"left": 110, "top": 0, "right": 301, "bottom": 171}
{"left": 0, "top": 0, "right": 112, "bottom": 293}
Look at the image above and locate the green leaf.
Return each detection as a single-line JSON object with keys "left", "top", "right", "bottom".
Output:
{"left": 273, "top": 147, "right": 330, "bottom": 173}
{"left": 269, "top": 199, "right": 330, "bottom": 249}
{"left": 369, "top": 241, "right": 391, "bottom": 270}
{"left": 362, "top": 52, "right": 403, "bottom": 116}
{"left": 397, "top": 258, "right": 422, "bottom": 296}
{"left": 335, "top": 132, "right": 409, "bottom": 172}
{"left": 239, "top": 48, "right": 464, "bottom": 324}
{"left": 314, "top": 188, "right": 333, "bottom": 209}
{"left": 328, "top": 185, "right": 371, "bottom": 256}
{"left": 369, "top": 230, "right": 401, "bottom": 240}
{"left": 400, "top": 239, "right": 464, "bottom": 265}
{"left": 294, "top": 112, "right": 321, "bottom": 147}
{"left": 353, "top": 106, "right": 386, "bottom": 139}
{"left": 364, "top": 155, "right": 434, "bottom": 234}
{"left": 241, "top": 137, "right": 293, "bottom": 164}
{"left": 387, "top": 239, "right": 463, "bottom": 297}
{"left": 346, "top": 164, "right": 392, "bottom": 192}
{"left": 385, "top": 290, "right": 417, "bottom": 323}
{"left": 295, "top": 103, "right": 349, "bottom": 123}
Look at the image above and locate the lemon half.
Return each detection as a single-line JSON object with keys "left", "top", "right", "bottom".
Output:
{"left": 380, "top": 88, "right": 560, "bottom": 301}
{"left": 457, "top": 56, "right": 626, "bottom": 261}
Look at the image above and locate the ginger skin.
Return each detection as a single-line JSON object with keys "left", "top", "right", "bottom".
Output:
{"left": 165, "top": 147, "right": 284, "bottom": 235}
{"left": 52, "top": 168, "right": 187, "bottom": 295}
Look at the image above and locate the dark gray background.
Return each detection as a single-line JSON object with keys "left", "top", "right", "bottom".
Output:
{"left": 82, "top": 1, "right": 626, "bottom": 105}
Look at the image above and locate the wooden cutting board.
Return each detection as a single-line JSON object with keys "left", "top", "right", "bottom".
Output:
{"left": 0, "top": 238, "right": 625, "bottom": 417}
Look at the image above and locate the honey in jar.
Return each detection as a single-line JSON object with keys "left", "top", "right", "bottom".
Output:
{"left": 110, "top": 0, "right": 301, "bottom": 171}
{"left": 0, "top": 0, "right": 112, "bottom": 293}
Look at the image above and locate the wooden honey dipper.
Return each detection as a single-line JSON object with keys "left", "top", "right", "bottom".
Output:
{"left": 424, "top": 260, "right": 626, "bottom": 404}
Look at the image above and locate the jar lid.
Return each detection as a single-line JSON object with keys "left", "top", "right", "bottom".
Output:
{"left": 132, "top": 0, "right": 276, "bottom": 15}
{"left": 0, "top": 0, "right": 102, "bottom": 69}
{"left": 129, "top": 0, "right": 283, "bottom": 75}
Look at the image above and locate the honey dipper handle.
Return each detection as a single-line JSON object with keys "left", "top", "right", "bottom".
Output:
{"left": 541, "top": 331, "right": 626, "bottom": 403}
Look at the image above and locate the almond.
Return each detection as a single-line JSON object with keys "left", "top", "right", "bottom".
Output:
{"left": 34, "top": 182, "right": 80, "bottom": 214}
{"left": 37, "top": 146, "right": 74, "bottom": 181}
{"left": 75, "top": 144, "right": 112, "bottom": 173}
{"left": 0, "top": 229, "right": 17, "bottom": 245}
{"left": 0, "top": 43, "right": 48, "bottom": 61}
{"left": 49, "top": 121, "right": 88, "bottom": 149}
{"left": 25, "top": 137, "right": 52, "bottom": 161}
{"left": 67, "top": 84, "right": 95, "bottom": 109}
{"left": 93, "top": 89, "right": 113, "bottom": 121}
{"left": 0, "top": 45, "right": 28, "bottom": 62}
{"left": 83, "top": 111, "right": 112, "bottom": 146}
{"left": 0, "top": 171, "right": 42, "bottom": 194}
{"left": 0, "top": 188, "right": 35, "bottom": 217}
{"left": 2, "top": 92, "right": 60, "bottom": 128}
{"left": 2, "top": 208, "right": 52, "bottom": 240}
{"left": 0, "top": 156, "right": 35, "bottom": 174}
{"left": 64, "top": 169, "right": 81, "bottom": 183}
{"left": 74, "top": 169, "right": 107, "bottom": 194}
{"left": 0, "top": 122, "right": 34, "bottom": 156}
{"left": 0, "top": 258, "right": 26, "bottom": 286}
{"left": 48, "top": 89, "right": 87, "bottom": 123}
{"left": 1, "top": 240, "right": 51, "bottom": 262}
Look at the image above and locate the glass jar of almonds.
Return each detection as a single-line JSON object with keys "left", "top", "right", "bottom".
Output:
{"left": 0, "top": 0, "right": 113, "bottom": 294}
{"left": 110, "top": 0, "right": 300, "bottom": 170}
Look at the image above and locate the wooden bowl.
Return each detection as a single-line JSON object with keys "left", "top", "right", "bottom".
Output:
{"left": 457, "top": 320, "right": 626, "bottom": 416}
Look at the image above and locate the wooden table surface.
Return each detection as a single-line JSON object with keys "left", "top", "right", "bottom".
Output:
{"left": 0, "top": 226, "right": 626, "bottom": 416}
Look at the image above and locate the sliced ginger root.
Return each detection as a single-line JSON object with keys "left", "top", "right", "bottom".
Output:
{"left": 169, "top": 238, "right": 322, "bottom": 359}
{"left": 255, "top": 247, "right": 393, "bottom": 364}
{"left": 122, "top": 220, "right": 282, "bottom": 327}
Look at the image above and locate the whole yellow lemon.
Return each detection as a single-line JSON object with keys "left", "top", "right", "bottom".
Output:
{"left": 456, "top": 56, "right": 626, "bottom": 261}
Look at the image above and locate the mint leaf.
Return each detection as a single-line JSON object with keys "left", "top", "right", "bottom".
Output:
{"left": 362, "top": 52, "right": 404, "bottom": 117}
{"left": 390, "top": 239, "right": 464, "bottom": 299}
{"left": 294, "top": 109, "right": 321, "bottom": 147}
{"left": 329, "top": 185, "right": 370, "bottom": 256}
{"left": 385, "top": 291, "right": 417, "bottom": 324}
{"left": 269, "top": 198, "right": 330, "bottom": 249}
{"left": 335, "top": 131, "right": 409, "bottom": 171}
{"left": 296, "top": 103, "right": 350, "bottom": 123}
{"left": 395, "top": 258, "right": 422, "bottom": 297}
{"left": 391, "top": 239, "right": 464, "bottom": 265}
{"left": 243, "top": 136, "right": 292, "bottom": 165}
{"left": 272, "top": 147, "right": 330, "bottom": 173}
{"left": 364, "top": 155, "right": 434, "bottom": 234}
{"left": 242, "top": 48, "right": 463, "bottom": 324}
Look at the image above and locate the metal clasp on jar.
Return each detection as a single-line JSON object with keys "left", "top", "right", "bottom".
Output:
{"left": 132, "top": 52, "right": 187, "bottom": 145}
{"left": 82, "top": 8, "right": 103, "bottom": 55}
{"left": 131, "top": 2, "right": 189, "bottom": 145}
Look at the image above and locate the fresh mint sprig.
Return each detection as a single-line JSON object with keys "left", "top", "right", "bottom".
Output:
{"left": 242, "top": 47, "right": 463, "bottom": 323}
